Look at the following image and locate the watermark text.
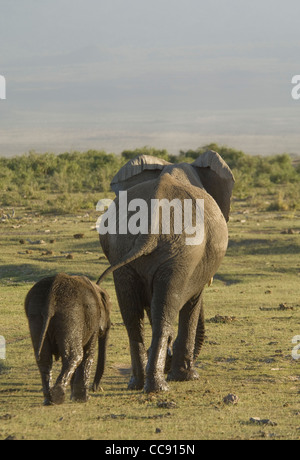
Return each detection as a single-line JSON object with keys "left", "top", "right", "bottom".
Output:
{"left": 291, "top": 75, "right": 300, "bottom": 100}
{"left": 292, "top": 335, "right": 300, "bottom": 360}
{"left": 0, "top": 75, "right": 6, "bottom": 100}
{"left": 96, "top": 191, "right": 205, "bottom": 246}
{"left": 0, "top": 336, "right": 6, "bottom": 359}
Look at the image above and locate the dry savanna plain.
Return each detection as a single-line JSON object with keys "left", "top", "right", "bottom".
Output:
{"left": 0, "top": 149, "right": 300, "bottom": 440}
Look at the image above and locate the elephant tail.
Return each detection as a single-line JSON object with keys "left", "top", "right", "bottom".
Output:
{"left": 36, "top": 291, "right": 55, "bottom": 361}
{"left": 96, "top": 237, "right": 156, "bottom": 285}
{"left": 92, "top": 321, "right": 111, "bottom": 392}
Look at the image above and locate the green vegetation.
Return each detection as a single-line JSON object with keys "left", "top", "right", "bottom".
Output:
{"left": 0, "top": 144, "right": 300, "bottom": 440}
{"left": 0, "top": 150, "right": 122, "bottom": 213}
{"left": 1, "top": 143, "right": 299, "bottom": 214}
{"left": 177, "top": 144, "right": 300, "bottom": 209}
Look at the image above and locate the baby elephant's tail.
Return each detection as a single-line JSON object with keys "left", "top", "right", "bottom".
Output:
{"left": 92, "top": 323, "right": 110, "bottom": 392}
{"left": 36, "top": 293, "right": 55, "bottom": 361}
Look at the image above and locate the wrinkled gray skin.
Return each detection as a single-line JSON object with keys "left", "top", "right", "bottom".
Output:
{"left": 97, "top": 150, "right": 234, "bottom": 393}
{"left": 25, "top": 273, "right": 111, "bottom": 405}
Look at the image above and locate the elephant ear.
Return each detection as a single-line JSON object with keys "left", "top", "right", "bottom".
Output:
{"left": 192, "top": 150, "right": 235, "bottom": 222}
{"left": 110, "top": 155, "right": 171, "bottom": 193}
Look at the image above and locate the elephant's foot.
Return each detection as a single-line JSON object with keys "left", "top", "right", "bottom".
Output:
{"left": 71, "top": 386, "right": 89, "bottom": 403}
{"left": 43, "top": 396, "right": 53, "bottom": 406}
{"left": 167, "top": 367, "right": 199, "bottom": 382}
{"left": 50, "top": 385, "right": 66, "bottom": 405}
{"left": 128, "top": 375, "right": 144, "bottom": 391}
{"left": 144, "top": 376, "right": 169, "bottom": 393}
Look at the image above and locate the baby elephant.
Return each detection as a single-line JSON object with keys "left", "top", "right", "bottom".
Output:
{"left": 25, "top": 273, "right": 111, "bottom": 406}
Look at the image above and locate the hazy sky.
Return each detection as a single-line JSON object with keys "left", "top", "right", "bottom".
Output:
{"left": 0, "top": 0, "right": 300, "bottom": 156}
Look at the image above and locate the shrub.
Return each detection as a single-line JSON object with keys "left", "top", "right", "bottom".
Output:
{"left": 121, "top": 146, "right": 171, "bottom": 162}
{"left": 1, "top": 145, "right": 299, "bottom": 213}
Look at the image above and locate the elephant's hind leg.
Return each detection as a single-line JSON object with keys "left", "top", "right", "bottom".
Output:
{"left": 37, "top": 340, "right": 53, "bottom": 406}
{"left": 193, "top": 297, "right": 205, "bottom": 362}
{"left": 145, "top": 286, "right": 180, "bottom": 393}
{"left": 167, "top": 293, "right": 203, "bottom": 382}
{"left": 114, "top": 269, "right": 147, "bottom": 390}
{"left": 51, "top": 339, "right": 83, "bottom": 405}
{"left": 71, "top": 333, "right": 98, "bottom": 402}
{"left": 28, "top": 315, "right": 53, "bottom": 406}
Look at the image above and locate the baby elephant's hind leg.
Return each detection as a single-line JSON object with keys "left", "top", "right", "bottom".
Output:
{"left": 51, "top": 343, "right": 83, "bottom": 405}
{"left": 37, "top": 342, "right": 53, "bottom": 406}
{"left": 71, "top": 333, "right": 98, "bottom": 402}
{"left": 28, "top": 315, "right": 53, "bottom": 406}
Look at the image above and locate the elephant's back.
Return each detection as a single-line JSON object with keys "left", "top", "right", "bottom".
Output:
{"left": 25, "top": 276, "right": 56, "bottom": 316}
{"left": 98, "top": 172, "right": 229, "bottom": 286}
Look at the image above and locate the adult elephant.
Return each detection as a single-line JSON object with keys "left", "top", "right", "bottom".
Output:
{"left": 97, "top": 150, "right": 234, "bottom": 393}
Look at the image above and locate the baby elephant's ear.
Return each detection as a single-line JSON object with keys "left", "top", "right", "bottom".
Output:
{"left": 110, "top": 155, "right": 171, "bottom": 193}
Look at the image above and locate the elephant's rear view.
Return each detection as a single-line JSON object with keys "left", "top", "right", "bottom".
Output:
{"left": 98, "top": 150, "right": 234, "bottom": 393}
{"left": 25, "top": 273, "right": 111, "bottom": 405}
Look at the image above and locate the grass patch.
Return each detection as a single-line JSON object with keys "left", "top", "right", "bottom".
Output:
{"left": 0, "top": 202, "right": 299, "bottom": 440}
{"left": 0, "top": 145, "right": 300, "bottom": 439}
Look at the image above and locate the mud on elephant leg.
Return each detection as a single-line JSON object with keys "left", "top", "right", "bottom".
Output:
{"left": 50, "top": 350, "right": 83, "bottom": 405}
{"left": 144, "top": 290, "right": 179, "bottom": 393}
{"left": 193, "top": 297, "right": 205, "bottom": 362}
{"left": 114, "top": 269, "right": 148, "bottom": 391}
{"left": 164, "top": 334, "right": 174, "bottom": 374}
{"left": 167, "top": 293, "right": 203, "bottom": 382}
{"left": 71, "top": 333, "right": 98, "bottom": 402}
{"left": 128, "top": 340, "right": 147, "bottom": 390}
{"left": 145, "top": 308, "right": 174, "bottom": 375}
{"left": 145, "top": 332, "right": 170, "bottom": 393}
{"left": 37, "top": 348, "right": 53, "bottom": 406}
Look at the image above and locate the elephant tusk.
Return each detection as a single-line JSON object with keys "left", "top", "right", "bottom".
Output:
{"left": 207, "top": 277, "right": 213, "bottom": 287}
